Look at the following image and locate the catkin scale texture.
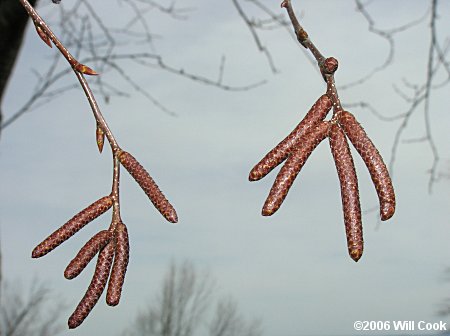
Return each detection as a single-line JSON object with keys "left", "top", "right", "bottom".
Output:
{"left": 329, "top": 124, "right": 363, "bottom": 262}
{"left": 32, "top": 196, "right": 113, "bottom": 258}
{"left": 106, "top": 222, "right": 130, "bottom": 306}
{"left": 249, "top": 94, "right": 332, "bottom": 181}
{"left": 119, "top": 151, "right": 178, "bottom": 223}
{"left": 262, "top": 121, "right": 329, "bottom": 216}
{"left": 339, "top": 111, "right": 396, "bottom": 221}
{"left": 64, "top": 230, "right": 112, "bottom": 280}
{"left": 68, "top": 241, "right": 115, "bottom": 329}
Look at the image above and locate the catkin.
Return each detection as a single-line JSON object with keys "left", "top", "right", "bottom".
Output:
{"left": 64, "top": 230, "right": 112, "bottom": 280}
{"left": 329, "top": 123, "right": 363, "bottom": 262}
{"left": 32, "top": 196, "right": 113, "bottom": 258}
{"left": 68, "top": 241, "right": 115, "bottom": 329}
{"left": 339, "top": 111, "right": 396, "bottom": 221}
{"left": 249, "top": 94, "right": 332, "bottom": 181}
{"left": 262, "top": 121, "right": 329, "bottom": 216}
{"left": 106, "top": 222, "right": 130, "bottom": 306}
{"left": 119, "top": 151, "right": 178, "bottom": 223}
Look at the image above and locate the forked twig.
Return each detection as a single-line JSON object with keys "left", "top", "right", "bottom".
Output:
{"left": 21, "top": 0, "right": 177, "bottom": 328}
{"left": 249, "top": 0, "right": 396, "bottom": 262}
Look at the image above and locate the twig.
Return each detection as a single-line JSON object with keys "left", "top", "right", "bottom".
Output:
{"left": 20, "top": 0, "right": 177, "bottom": 328}
{"left": 249, "top": 0, "right": 396, "bottom": 262}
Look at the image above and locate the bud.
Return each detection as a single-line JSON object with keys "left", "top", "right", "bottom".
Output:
{"left": 96, "top": 125, "right": 105, "bottom": 153}
{"left": 34, "top": 24, "right": 52, "bottom": 48}
{"left": 329, "top": 123, "right": 363, "bottom": 262}
{"left": 74, "top": 62, "right": 99, "bottom": 76}
{"left": 68, "top": 59, "right": 99, "bottom": 76}
{"left": 322, "top": 57, "right": 338, "bottom": 75}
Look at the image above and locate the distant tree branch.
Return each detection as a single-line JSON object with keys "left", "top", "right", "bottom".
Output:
{"left": 127, "top": 261, "right": 262, "bottom": 336}
{"left": 340, "top": 0, "right": 429, "bottom": 90}
{"left": 388, "top": 0, "right": 449, "bottom": 191}
{"left": 1, "top": 0, "right": 263, "bottom": 132}
{"left": 0, "top": 279, "right": 65, "bottom": 336}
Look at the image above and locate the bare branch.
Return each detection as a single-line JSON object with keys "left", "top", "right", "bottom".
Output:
{"left": 231, "top": 0, "right": 278, "bottom": 73}
{"left": 388, "top": 0, "right": 449, "bottom": 191}
{"left": 340, "top": 0, "right": 429, "bottom": 90}
{"left": 0, "top": 279, "right": 65, "bottom": 336}
{"left": 1, "top": 0, "right": 262, "bottom": 131}
{"left": 127, "top": 261, "right": 261, "bottom": 336}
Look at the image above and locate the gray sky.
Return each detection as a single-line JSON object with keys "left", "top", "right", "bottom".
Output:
{"left": 1, "top": 1, "right": 450, "bottom": 335}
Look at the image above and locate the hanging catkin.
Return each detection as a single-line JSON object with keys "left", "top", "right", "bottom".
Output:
{"left": 262, "top": 121, "right": 330, "bottom": 216}
{"left": 339, "top": 111, "right": 395, "bottom": 221}
{"left": 32, "top": 196, "right": 113, "bottom": 258}
{"left": 106, "top": 222, "right": 130, "bottom": 306}
{"left": 329, "top": 123, "right": 363, "bottom": 262}
{"left": 119, "top": 151, "right": 178, "bottom": 223}
{"left": 249, "top": 94, "right": 332, "bottom": 181}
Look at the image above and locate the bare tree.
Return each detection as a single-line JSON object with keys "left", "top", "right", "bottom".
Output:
{"left": 126, "top": 261, "right": 262, "bottom": 336}
{"left": 0, "top": 281, "right": 65, "bottom": 336}
{"left": 209, "top": 298, "right": 262, "bottom": 336}
{"left": 0, "top": 241, "right": 65, "bottom": 336}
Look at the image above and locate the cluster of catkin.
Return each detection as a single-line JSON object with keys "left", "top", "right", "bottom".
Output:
{"left": 32, "top": 150, "right": 177, "bottom": 328}
{"left": 249, "top": 94, "right": 395, "bottom": 262}
{"left": 24, "top": 0, "right": 179, "bottom": 328}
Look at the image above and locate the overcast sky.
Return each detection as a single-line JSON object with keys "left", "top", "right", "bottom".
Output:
{"left": 1, "top": 1, "right": 450, "bottom": 335}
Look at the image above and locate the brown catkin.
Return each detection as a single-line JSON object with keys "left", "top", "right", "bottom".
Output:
{"left": 249, "top": 94, "right": 332, "bottom": 181}
{"left": 339, "top": 111, "right": 396, "bottom": 221}
{"left": 329, "top": 123, "right": 363, "bottom": 262}
{"left": 68, "top": 241, "right": 115, "bottom": 329}
{"left": 31, "top": 196, "right": 113, "bottom": 258}
{"left": 119, "top": 151, "right": 178, "bottom": 223}
{"left": 262, "top": 121, "right": 329, "bottom": 216}
{"left": 64, "top": 230, "right": 113, "bottom": 280}
{"left": 106, "top": 222, "right": 129, "bottom": 306}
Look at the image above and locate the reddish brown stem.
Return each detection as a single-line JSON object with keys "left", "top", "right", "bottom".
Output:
{"left": 281, "top": 0, "right": 343, "bottom": 116}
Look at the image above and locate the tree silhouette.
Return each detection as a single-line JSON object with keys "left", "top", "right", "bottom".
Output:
{"left": 125, "top": 261, "right": 262, "bottom": 336}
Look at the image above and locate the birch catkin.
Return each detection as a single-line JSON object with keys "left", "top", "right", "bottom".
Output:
{"left": 32, "top": 196, "right": 113, "bottom": 258}
{"left": 106, "top": 222, "right": 130, "bottom": 306}
{"left": 119, "top": 151, "right": 178, "bottom": 223}
{"left": 329, "top": 123, "right": 363, "bottom": 262}
{"left": 68, "top": 241, "right": 115, "bottom": 329}
{"left": 64, "top": 230, "right": 112, "bottom": 280}
{"left": 339, "top": 111, "right": 396, "bottom": 221}
{"left": 262, "top": 121, "right": 329, "bottom": 216}
{"left": 249, "top": 94, "right": 332, "bottom": 181}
